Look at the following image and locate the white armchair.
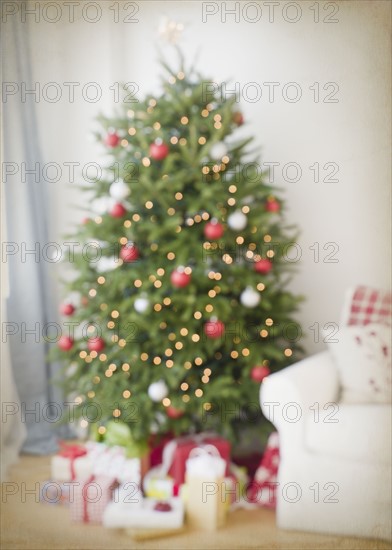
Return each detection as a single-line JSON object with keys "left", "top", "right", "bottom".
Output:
{"left": 260, "top": 287, "right": 392, "bottom": 541}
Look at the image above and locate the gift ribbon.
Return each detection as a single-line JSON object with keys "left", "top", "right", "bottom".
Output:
{"left": 58, "top": 442, "right": 87, "bottom": 480}
{"left": 159, "top": 432, "right": 221, "bottom": 477}
{"left": 82, "top": 475, "right": 95, "bottom": 523}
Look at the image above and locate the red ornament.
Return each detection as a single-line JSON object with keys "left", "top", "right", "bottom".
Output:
{"left": 87, "top": 337, "right": 105, "bottom": 352}
{"left": 204, "top": 220, "right": 224, "bottom": 240}
{"left": 171, "top": 268, "right": 191, "bottom": 288}
{"left": 265, "top": 199, "right": 280, "bottom": 213}
{"left": 166, "top": 406, "right": 184, "bottom": 419}
{"left": 254, "top": 258, "right": 273, "bottom": 274}
{"left": 60, "top": 303, "right": 75, "bottom": 316}
{"left": 149, "top": 142, "right": 169, "bottom": 161}
{"left": 251, "top": 365, "right": 270, "bottom": 382}
{"left": 120, "top": 243, "right": 139, "bottom": 263}
{"left": 105, "top": 132, "right": 120, "bottom": 147}
{"left": 109, "top": 203, "right": 127, "bottom": 218}
{"left": 58, "top": 335, "right": 74, "bottom": 351}
{"left": 233, "top": 111, "right": 244, "bottom": 126}
{"left": 204, "top": 320, "right": 225, "bottom": 339}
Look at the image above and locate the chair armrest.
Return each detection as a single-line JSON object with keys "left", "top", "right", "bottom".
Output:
{"left": 260, "top": 351, "right": 340, "bottom": 453}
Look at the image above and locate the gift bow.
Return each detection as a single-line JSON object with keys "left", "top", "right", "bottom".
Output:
{"left": 186, "top": 445, "right": 226, "bottom": 479}
{"left": 58, "top": 443, "right": 87, "bottom": 480}
{"left": 85, "top": 442, "right": 140, "bottom": 482}
{"left": 159, "top": 432, "right": 221, "bottom": 477}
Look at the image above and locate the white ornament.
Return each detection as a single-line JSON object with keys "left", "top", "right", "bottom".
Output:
{"left": 134, "top": 296, "right": 149, "bottom": 313}
{"left": 210, "top": 142, "right": 228, "bottom": 160}
{"left": 148, "top": 380, "right": 169, "bottom": 402}
{"left": 228, "top": 210, "right": 247, "bottom": 231}
{"left": 158, "top": 17, "right": 184, "bottom": 44}
{"left": 110, "top": 180, "right": 130, "bottom": 201}
{"left": 95, "top": 256, "right": 120, "bottom": 273}
{"left": 91, "top": 196, "right": 115, "bottom": 215}
{"left": 240, "top": 287, "right": 260, "bottom": 308}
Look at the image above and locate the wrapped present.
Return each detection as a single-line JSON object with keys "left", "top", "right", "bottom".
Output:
{"left": 70, "top": 475, "right": 118, "bottom": 524}
{"left": 143, "top": 466, "right": 175, "bottom": 499}
{"left": 248, "top": 432, "right": 279, "bottom": 508}
{"left": 40, "top": 480, "right": 72, "bottom": 505}
{"left": 185, "top": 445, "right": 227, "bottom": 531}
{"left": 51, "top": 443, "right": 92, "bottom": 482}
{"left": 160, "top": 433, "right": 230, "bottom": 488}
{"left": 103, "top": 497, "right": 184, "bottom": 529}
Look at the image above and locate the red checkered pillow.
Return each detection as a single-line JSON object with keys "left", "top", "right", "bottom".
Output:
{"left": 341, "top": 286, "right": 392, "bottom": 327}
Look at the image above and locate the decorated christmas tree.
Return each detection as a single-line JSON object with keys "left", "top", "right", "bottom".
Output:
{"left": 55, "top": 49, "right": 303, "bottom": 452}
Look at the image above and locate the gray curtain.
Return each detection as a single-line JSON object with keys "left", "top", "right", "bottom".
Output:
{"left": 3, "top": 11, "right": 72, "bottom": 453}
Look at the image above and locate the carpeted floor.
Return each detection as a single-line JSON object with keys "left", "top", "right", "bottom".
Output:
{"left": 1, "top": 455, "right": 391, "bottom": 550}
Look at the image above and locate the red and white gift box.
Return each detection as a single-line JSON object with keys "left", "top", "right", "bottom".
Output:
{"left": 162, "top": 433, "right": 231, "bottom": 489}
{"left": 50, "top": 443, "right": 93, "bottom": 482}
{"left": 70, "top": 475, "right": 118, "bottom": 523}
{"left": 249, "top": 432, "right": 280, "bottom": 508}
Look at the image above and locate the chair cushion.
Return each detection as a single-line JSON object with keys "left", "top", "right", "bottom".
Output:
{"left": 305, "top": 403, "right": 391, "bottom": 465}
{"left": 327, "top": 323, "right": 391, "bottom": 404}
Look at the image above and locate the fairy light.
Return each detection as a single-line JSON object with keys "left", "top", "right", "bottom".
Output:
{"left": 170, "top": 136, "right": 179, "bottom": 144}
{"left": 151, "top": 243, "right": 158, "bottom": 251}
{"left": 186, "top": 218, "right": 195, "bottom": 226}
{"left": 111, "top": 335, "right": 119, "bottom": 343}
{"left": 260, "top": 329, "right": 268, "bottom": 338}
{"left": 195, "top": 357, "right": 203, "bottom": 366}
{"left": 180, "top": 328, "right": 188, "bottom": 336}
{"left": 208, "top": 290, "right": 216, "bottom": 298}
{"left": 89, "top": 289, "right": 97, "bottom": 297}
{"left": 85, "top": 356, "right": 92, "bottom": 364}
{"left": 175, "top": 192, "right": 183, "bottom": 200}
{"left": 227, "top": 198, "right": 236, "bottom": 206}
{"left": 97, "top": 276, "right": 105, "bottom": 285}
{"left": 194, "top": 214, "right": 202, "bottom": 223}
{"left": 109, "top": 363, "right": 116, "bottom": 372}
{"left": 113, "top": 409, "right": 121, "bottom": 417}
{"left": 203, "top": 403, "right": 212, "bottom": 411}
{"left": 168, "top": 76, "right": 176, "bottom": 84}
{"left": 162, "top": 398, "right": 171, "bottom": 407}
{"left": 153, "top": 122, "right": 161, "bottom": 130}
{"left": 149, "top": 99, "right": 157, "bottom": 107}
{"left": 177, "top": 71, "right": 185, "bottom": 79}
{"left": 90, "top": 351, "right": 98, "bottom": 359}
{"left": 123, "top": 390, "right": 131, "bottom": 398}
{"left": 145, "top": 201, "right": 153, "bottom": 209}
{"left": 168, "top": 333, "right": 176, "bottom": 341}
{"left": 198, "top": 137, "right": 206, "bottom": 145}
{"left": 231, "top": 351, "right": 239, "bottom": 358}
{"left": 100, "top": 303, "right": 107, "bottom": 311}
{"left": 242, "top": 348, "right": 250, "bottom": 357}
{"left": 132, "top": 213, "right": 141, "bottom": 222}
{"left": 246, "top": 251, "right": 254, "bottom": 259}
{"left": 182, "top": 395, "right": 190, "bottom": 403}
{"left": 149, "top": 275, "right": 157, "bottom": 282}
{"left": 121, "top": 139, "right": 128, "bottom": 147}
{"left": 111, "top": 310, "right": 120, "bottom": 319}
{"left": 118, "top": 339, "right": 126, "bottom": 347}
{"left": 222, "top": 155, "right": 230, "bottom": 164}
{"left": 107, "top": 321, "right": 115, "bottom": 329}
{"left": 124, "top": 220, "right": 132, "bottom": 228}
{"left": 166, "top": 360, "right": 174, "bottom": 368}
{"left": 181, "top": 383, "right": 189, "bottom": 391}
{"left": 141, "top": 353, "right": 149, "bottom": 361}
{"left": 128, "top": 127, "right": 136, "bottom": 135}
{"left": 160, "top": 322, "right": 167, "bottom": 329}
{"left": 167, "top": 207, "right": 176, "bottom": 216}
{"left": 99, "top": 354, "right": 107, "bottom": 361}
{"left": 80, "top": 420, "right": 88, "bottom": 428}
{"left": 165, "top": 348, "right": 173, "bottom": 356}
{"left": 201, "top": 109, "right": 209, "bottom": 117}
{"left": 122, "top": 363, "right": 130, "bottom": 371}
{"left": 153, "top": 357, "right": 162, "bottom": 365}
{"left": 251, "top": 226, "right": 257, "bottom": 234}
{"left": 105, "top": 369, "right": 113, "bottom": 377}
{"left": 202, "top": 166, "right": 209, "bottom": 175}
{"left": 266, "top": 318, "right": 274, "bottom": 326}
{"left": 222, "top": 254, "right": 233, "bottom": 264}
{"left": 179, "top": 138, "right": 187, "bottom": 146}
{"left": 181, "top": 116, "right": 189, "bottom": 125}
{"left": 205, "top": 304, "right": 214, "bottom": 312}
{"left": 94, "top": 216, "right": 102, "bottom": 224}
{"left": 229, "top": 185, "right": 237, "bottom": 193}
{"left": 154, "top": 304, "right": 162, "bottom": 312}
{"left": 93, "top": 376, "right": 100, "bottom": 384}
{"left": 163, "top": 297, "right": 171, "bottom": 306}
{"left": 98, "top": 426, "right": 106, "bottom": 435}
{"left": 264, "top": 235, "right": 272, "bottom": 243}
{"left": 214, "top": 122, "right": 222, "bottom": 129}
{"left": 79, "top": 351, "right": 87, "bottom": 359}
{"left": 214, "top": 273, "right": 222, "bottom": 281}
{"left": 184, "top": 361, "right": 192, "bottom": 370}
{"left": 257, "top": 283, "right": 265, "bottom": 291}
{"left": 212, "top": 165, "right": 220, "bottom": 173}
{"left": 175, "top": 342, "right": 183, "bottom": 350}
{"left": 167, "top": 252, "right": 175, "bottom": 260}
{"left": 242, "top": 206, "right": 250, "bottom": 214}
{"left": 267, "top": 250, "right": 275, "bottom": 258}
{"left": 154, "top": 281, "right": 162, "bottom": 288}
{"left": 127, "top": 109, "right": 135, "bottom": 117}
{"left": 192, "top": 334, "right": 200, "bottom": 342}
{"left": 134, "top": 279, "right": 142, "bottom": 288}
{"left": 195, "top": 389, "right": 203, "bottom": 397}
{"left": 284, "top": 348, "right": 293, "bottom": 357}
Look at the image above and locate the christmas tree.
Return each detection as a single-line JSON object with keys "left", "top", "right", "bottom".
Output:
{"left": 55, "top": 50, "right": 303, "bottom": 452}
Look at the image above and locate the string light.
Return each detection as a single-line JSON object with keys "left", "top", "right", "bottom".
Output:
{"left": 113, "top": 409, "right": 121, "bottom": 417}
{"left": 162, "top": 398, "right": 171, "bottom": 407}
{"left": 260, "top": 330, "right": 268, "bottom": 338}
{"left": 163, "top": 297, "right": 171, "bottom": 306}
{"left": 154, "top": 281, "right": 162, "bottom": 288}
{"left": 265, "top": 318, "right": 274, "bottom": 326}
{"left": 175, "top": 192, "right": 183, "bottom": 200}
{"left": 132, "top": 214, "right": 141, "bottom": 222}
{"left": 180, "top": 328, "right": 188, "bottom": 336}
{"left": 168, "top": 208, "right": 176, "bottom": 216}
{"left": 167, "top": 252, "right": 176, "bottom": 260}
{"left": 201, "top": 109, "right": 209, "bottom": 117}
{"left": 122, "top": 363, "right": 130, "bottom": 371}
{"left": 94, "top": 216, "right": 102, "bottom": 224}
{"left": 99, "top": 354, "right": 107, "bottom": 361}
{"left": 100, "top": 303, "right": 108, "bottom": 311}
{"left": 97, "top": 276, "right": 105, "bottom": 284}
{"left": 90, "top": 351, "right": 98, "bottom": 358}
{"left": 242, "top": 348, "right": 250, "bottom": 357}
{"left": 284, "top": 349, "right": 293, "bottom": 357}
{"left": 107, "top": 321, "right": 115, "bottom": 329}
{"left": 198, "top": 137, "right": 206, "bottom": 145}
{"left": 93, "top": 376, "right": 100, "bottom": 384}
{"left": 222, "top": 155, "right": 230, "bottom": 164}
{"left": 141, "top": 353, "right": 149, "bottom": 361}
{"left": 153, "top": 357, "right": 162, "bottom": 365}
{"left": 118, "top": 339, "right": 126, "bottom": 347}
{"left": 98, "top": 426, "right": 106, "bottom": 434}
{"left": 205, "top": 304, "right": 214, "bottom": 312}
{"left": 123, "top": 390, "right": 131, "bottom": 398}
{"left": 181, "top": 116, "right": 189, "bottom": 125}
{"left": 179, "top": 138, "right": 187, "bottom": 146}
{"left": 192, "top": 334, "right": 200, "bottom": 342}
{"left": 124, "top": 220, "right": 132, "bottom": 228}
{"left": 134, "top": 279, "right": 142, "bottom": 288}
{"left": 166, "top": 360, "right": 174, "bottom": 368}
{"left": 194, "top": 357, "right": 203, "bottom": 366}
{"left": 153, "top": 122, "right": 161, "bottom": 130}
{"left": 170, "top": 136, "right": 179, "bottom": 144}
{"left": 242, "top": 206, "right": 250, "bottom": 214}
{"left": 182, "top": 395, "right": 190, "bottom": 402}
{"left": 195, "top": 389, "right": 203, "bottom": 397}
{"left": 227, "top": 198, "right": 236, "bottom": 206}
{"left": 89, "top": 289, "right": 97, "bottom": 297}
{"left": 154, "top": 304, "right": 162, "bottom": 312}
{"left": 257, "top": 283, "right": 265, "bottom": 291}
{"left": 231, "top": 351, "right": 239, "bottom": 358}
{"left": 203, "top": 403, "right": 212, "bottom": 411}
{"left": 184, "top": 361, "right": 192, "bottom": 369}
{"left": 79, "top": 351, "right": 87, "bottom": 359}
{"left": 229, "top": 185, "right": 237, "bottom": 193}
{"left": 175, "top": 342, "right": 183, "bottom": 350}
{"left": 208, "top": 290, "right": 216, "bottom": 298}
{"left": 145, "top": 201, "right": 153, "bottom": 209}
{"left": 267, "top": 250, "right": 275, "bottom": 258}
{"left": 181, "top": 382, "right": 189, "bottom": 391}
{"left": 128, "top": 127, "right": 136, "bottom": 135}
{"left": 264, "top": 234, "right": 272, "bottom": 243}
{"left": 151, "top": 243, "right": 158, "bottom": 251}
{"left": 111, "top": 310, "right": 120, "bottom": 318}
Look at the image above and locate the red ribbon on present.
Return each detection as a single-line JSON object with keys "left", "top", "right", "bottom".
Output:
{"left": 58, "top": 442, "right": 87, "bottom": 480}
{"left": 81, "top": 475, "right": 95, "bottom": 523}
